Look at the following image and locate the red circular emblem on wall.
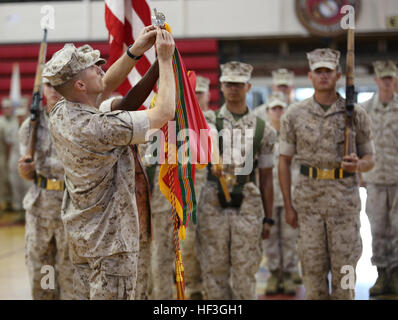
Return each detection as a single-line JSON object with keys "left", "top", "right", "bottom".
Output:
{"left": 296, "top": 0, "right": 361, "bottom": 37}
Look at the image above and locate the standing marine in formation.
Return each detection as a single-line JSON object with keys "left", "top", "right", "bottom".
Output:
{"left": 18, "top": 78, "right": 74, "bottom": 299}
{"left": 257, "top": 92, "right": 299, "bottom": 295}
{"left": 279, "top": 48, "right": 375, "bottom": 299}
{"left": 196, "top": 61, "right": 276, "bottom": 300}
{"left": 362, "top": 60, "right": 398, "bottom": 297}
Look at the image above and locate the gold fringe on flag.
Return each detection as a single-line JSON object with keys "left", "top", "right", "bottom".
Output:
{"left": 168, "top": 162, "right": 186, "bottom": 300}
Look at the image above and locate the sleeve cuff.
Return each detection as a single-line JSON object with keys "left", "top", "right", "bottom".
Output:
{"left": 99, "top": 97, "right": 118, "bottom": 112}
{"left": 279, "top": 141, "right": 296, "bottom": 156}
{"left": 128, "top": 110, "right": 150, "bottom": 144}
{"left": 20, "top": 144, "right": 27, "bottom": 156}
{"left": 357, "top": 140, "right": 375, "bottom": 158}
{"left": 258, "top": 153, "right": 274, "bottom": 169}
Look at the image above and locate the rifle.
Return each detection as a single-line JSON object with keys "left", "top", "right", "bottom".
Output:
{"left": 211, "top": 142, "right": 231, "bottom": 203}
{"left": 344, "top": 27, "right": 355, "bottom": 156}
{"left": 213, "top": 164, "right": 231, "bottom": 203}
{"left": 25, "top": 28, "right": 48, "bottom": 162}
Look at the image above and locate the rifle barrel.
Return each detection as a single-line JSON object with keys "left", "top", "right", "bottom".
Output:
{"left": 32, "top": 29, "right": 48, "bottom": 95}
{"left": 26, "top": 28, "right": 48, "bottom": 159}
{"left": 346, "top": 28, "right": 355, "bottom": 88}
{"left": 344, "top": 27, "right": 355, "bottom": 157}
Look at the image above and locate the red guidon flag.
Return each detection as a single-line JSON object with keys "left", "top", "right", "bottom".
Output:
{"left": 105, "top": 0, "right": 156, "bottom": 107}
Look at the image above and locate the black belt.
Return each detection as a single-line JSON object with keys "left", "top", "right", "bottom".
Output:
{"left": 300, "top": 165, "right": 355, "bottom": 180}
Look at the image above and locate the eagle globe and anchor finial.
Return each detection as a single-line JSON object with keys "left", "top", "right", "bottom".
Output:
{"left": 151, "top": 8, "right": 166, "bottom": 28}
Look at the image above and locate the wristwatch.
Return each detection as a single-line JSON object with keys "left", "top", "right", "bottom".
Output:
{"left": 127, "top": 45, "right": 143, "bottom": 60}
{"left": 263, "top": 217, "right": 275, "bottom": 226}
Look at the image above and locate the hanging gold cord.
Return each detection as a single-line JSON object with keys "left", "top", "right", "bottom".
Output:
{"left": 164, "top": 118, "right": 186, "bottom": 300}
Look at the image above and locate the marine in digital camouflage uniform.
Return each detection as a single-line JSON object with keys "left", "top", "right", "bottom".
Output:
{"left": 42, "top": 27, "right": 176, "bottom": 300}
{"left": 0, "top": 98, "right": 16, "bottom": 212}
{"left": 196, "top": 61, "right": 276, "bottom": 300}
{"left": 143, "top": 75, "right": 212, "bottom": 300}
{"left": 6, "top": 99, "right": 31, "bottom": 218}
{"left": 131, "top": 143, "right": 152, "bottom": 300}
{"left": 362, "top": 60, "right": 398, "bottom": 296}
{"left": 180, "top": 75, "right": 212, "bottom": 300}
{"left": 270, "top": 69, "right": 302, "bottom": 285}
{"left": 18, "top": 79, "right": 73, "bottom": 299}
{"left": 253, "top": 70, "right": 302, "bottom": 287}
{"left": 253, "top": 68, "right": 296, "bottom": 130}
{"left": 144, "top": 154, "right": 175, "bottom": 300}
{"left": 279, "top": 48, "right": 376, "bottom": 300}
{"left": 199, "top": 77, "right": 217, "bottom": 147}
{"left": 255, "top": 92, "right": 299, "bottom": 295}
{"left": 271, "top": 68, "right": 296, "bottom": 105}
{"left": 136, "top": 89, "right": 174, "bottom": 300}
{"left": 104, "top": 94, "right": 153, "bottom": 301}
{"left": 0, "top": 111, "right": 7, "bottom": 213}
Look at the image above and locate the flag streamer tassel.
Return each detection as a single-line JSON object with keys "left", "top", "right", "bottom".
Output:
{"left": 167, "top": 154, "right": 186, "bottom": 300}
{"left": 158, "top": 21, "right": 211, "bottom": 300}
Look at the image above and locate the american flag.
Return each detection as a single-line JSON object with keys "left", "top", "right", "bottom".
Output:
{"left": 105, "top": 0, "right": 156, "bottom": 108}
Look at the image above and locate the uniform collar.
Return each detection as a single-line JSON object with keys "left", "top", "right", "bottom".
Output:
{"left": 218, "top": 103, "right": 251, "bottom": 123}
{"left": 310, "top": 93, "right": 345, "bottom": 117}
{"left": 51, "top": 97, "right": 100, "bottom": 116}
{"left": 373, "top": 93, "right": 398, "bottom": 111}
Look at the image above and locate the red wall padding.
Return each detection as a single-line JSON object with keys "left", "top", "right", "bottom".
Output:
{"left": 0, "top": 39, "right": 220, "bottom": 110}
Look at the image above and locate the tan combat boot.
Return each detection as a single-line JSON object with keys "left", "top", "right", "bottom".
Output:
{"left": 265, "top": 270, "right": 281, "bottom": 295}
{"left": 0, "top": 201, "right": 6, "bottom": 213}
{"left": 390, "top": 267, "right": 398, "bottom": 295}
{"left": 190, "top": 291, "right": 204, "bottom": 300}
{"left": 369, "top": 267, "right": 389, "bottom": 296}
{"left": 282, "top": 272, "right": 297, "bottom": 295}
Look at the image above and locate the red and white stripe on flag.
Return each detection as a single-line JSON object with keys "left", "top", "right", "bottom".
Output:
{"left": 105, "top": 0, "right": 156, "bottom": 108}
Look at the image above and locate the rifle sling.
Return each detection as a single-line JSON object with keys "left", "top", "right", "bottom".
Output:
{"left": 208, "top": 109, "right": 265, "bottom": 207}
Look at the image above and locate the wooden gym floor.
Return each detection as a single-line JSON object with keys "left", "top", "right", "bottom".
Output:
{"left": 0, "top": 188, "right": 396, "bottom": 300}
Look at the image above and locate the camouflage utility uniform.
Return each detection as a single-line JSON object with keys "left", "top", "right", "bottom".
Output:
{"left": 0, "top": 113, "right": 16, "bottom": 210}
{"left": 48, "top": 95, "right": 150, "bottom": 300}
{"left": 19, "top": 108, "right": 74, "bottom": 299}
{"left": 280, "top": 95, "right": 374, "bottom": 299}
{"left": 0, "top": 115, "right": 12, "bottom": 210}
{"left": 362, "top": 92, "right": 398, "bottom": 293}
{"left": 264, "top": 138, "right": 299, "bottom": 292}
{"left": 181, "top": 108, "right": 215, "bottom": 300}
{"left": 197, "top": 104, "right": 276, "bottom": 300}
{"left": 44, "top": 43, "right": 153, "bottom": 300}
{"left": 254, "top": 92, "right": 300, "bottom": 294}
{"left": 148, "top": 162, "right": 175, "bottom": 300}
{"left": 6, "top": 116, "right": 30, "bottom": 212}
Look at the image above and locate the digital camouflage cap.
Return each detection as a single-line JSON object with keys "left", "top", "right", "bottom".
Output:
{"left": 272, "top": 68, "right": 294, "bottom": 86}
{"left": 195, "top": 75, "right": 210, "bottom": 93}
{"left": 307, "top": 48, "right": 340, "bottom": 71}
{"left": 266, "top": 91, "right": 288, "bottom": 109}
{"left": 43, "top": 43, "right": 106, "bottom": 87}
{"left": 1, "top": 97, "right": 12, "bottom": 108}
{"left": 219, "top": 61, "right": 253, "bottom": 83}
{"left": 373, "top": 60, "right": 397, "bottom": 78}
